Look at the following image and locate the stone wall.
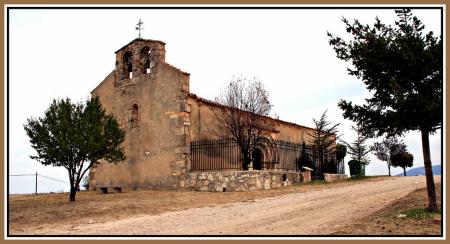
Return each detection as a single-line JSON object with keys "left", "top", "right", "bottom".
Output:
{"left": 323, "top": 173, "right": 348, "bottom": 182}
{"left": 180, "top": 170, "right": 305, "bottom": 192}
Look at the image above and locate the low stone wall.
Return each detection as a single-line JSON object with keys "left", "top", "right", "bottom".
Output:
{"left": 323, "top": 173, "right": 348, "bottom": 182}
{"left": 180, "top": 170, "right": 304, "bottom": 192}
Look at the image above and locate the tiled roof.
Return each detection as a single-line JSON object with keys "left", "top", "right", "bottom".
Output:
{"left": 187, "top": 93, "right": 317, "bottom": 132}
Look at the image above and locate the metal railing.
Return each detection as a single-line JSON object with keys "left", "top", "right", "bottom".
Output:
{"left": 190, "top": 139, "right": 331, "bottom": 172}
{"left": 190, "top": 139, "right": 242, "bottom": 171}
{"left": 272, "top": 140, "right": 302, "bottom": 171}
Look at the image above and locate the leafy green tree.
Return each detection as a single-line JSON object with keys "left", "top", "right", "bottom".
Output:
{"left": 371, "top": 137, "right": 407, "bottom": 176}
{"left": 328, "top": 9, "right": 442, "bottom": 211}
{"left": 308, "top": 110, "right": 340, "bottom": 178}
{"left": 348, "top": 159, "right": 364, "bottom": 177}
{"left": 24, "top": 97, "right": 126, "bottom": 201}
{"left": 336, "top": 143, "right": 347, "bottom": 163}
{"left": 391, "top": 152, "right": 414, "bottom": 176}
{"left": 341, "top": 125, "right": 371, "bottom": 165}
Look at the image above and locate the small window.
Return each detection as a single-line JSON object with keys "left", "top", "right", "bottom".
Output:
{"left": 130, "top": 104, "right": 139, "bottom": 127}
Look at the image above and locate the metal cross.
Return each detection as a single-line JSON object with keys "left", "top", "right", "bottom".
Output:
{"left": 136, "top": 19, "right": 144, "bottom": 38}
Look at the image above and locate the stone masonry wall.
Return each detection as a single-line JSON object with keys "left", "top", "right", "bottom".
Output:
{"left": 91, "top": 38, "right": 190, "bottom": 190}
{"left": 180, "top": 170, "right": 305, "bottom": 192}
{"left": 323, "top": 173, "right": 348, "bottom": 182}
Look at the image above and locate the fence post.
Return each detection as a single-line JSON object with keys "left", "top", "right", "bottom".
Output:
{"left": 35, "top": 171, "right": 38, "bottom": 195}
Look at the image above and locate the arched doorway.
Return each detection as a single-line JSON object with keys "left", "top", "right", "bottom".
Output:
{"left": 252, "top": 148, "right": 263, "bottom": 170}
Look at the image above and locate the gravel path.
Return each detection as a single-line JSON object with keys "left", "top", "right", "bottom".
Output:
{"left": 24, "top": 176, "right": 432, "bottom": 235}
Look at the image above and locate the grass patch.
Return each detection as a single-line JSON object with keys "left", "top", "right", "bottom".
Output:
{"left": 402, "top": 208, "right": 441, "bottom": 219}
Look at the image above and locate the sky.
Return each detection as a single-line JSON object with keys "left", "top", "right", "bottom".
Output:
{"left": 7, "top": 7, "right": 443, "bottom": 194}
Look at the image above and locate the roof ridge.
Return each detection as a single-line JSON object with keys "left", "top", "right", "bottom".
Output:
{"left": 115, "top": 38, "right": 166, "bottom": 54}
{"left": 164, "top": 62, "right": 190, "bottom": 75}
{"left": 187, "top": 92, "right": 317, "bottom": 132}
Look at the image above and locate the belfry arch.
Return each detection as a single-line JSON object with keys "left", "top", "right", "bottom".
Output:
{"left": 140, "top": 46, "right": 151, "bottom": 74}
{"left": 122, "top": 51, "right": 133, "bottom": 79}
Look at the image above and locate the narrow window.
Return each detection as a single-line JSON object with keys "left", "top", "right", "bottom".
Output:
{"left": 130, "top": 104, "right": 139, "bottom": 127}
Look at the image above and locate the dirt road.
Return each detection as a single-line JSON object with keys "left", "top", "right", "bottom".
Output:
{"left": 19, "top": 176, "right": 435, "bottom": 235}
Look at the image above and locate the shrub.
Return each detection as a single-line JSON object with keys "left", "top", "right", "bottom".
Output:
{"left": 348, "top": 160, "right": 365, "bottom": 177}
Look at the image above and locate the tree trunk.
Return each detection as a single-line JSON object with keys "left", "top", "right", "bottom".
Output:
{"left": 69, "top": 187, "right": 77, "bottom": 202}
{"left": 421, "top": 129, "right": 438, "bottom": 212}
{"left": 387, "top": 163, "right": 391, "bottom": 176}
{"left": 403, "top": 167, "right": 406, "bottom": 176}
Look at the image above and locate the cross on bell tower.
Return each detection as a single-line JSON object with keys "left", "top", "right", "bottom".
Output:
{"left": 135, "top": 19, "right": 144, "bottom": 38}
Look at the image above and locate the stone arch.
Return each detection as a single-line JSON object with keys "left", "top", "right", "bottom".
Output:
{"left": 140, "top": 47, "right": 151, "bottom": 74}
{"left": 140, "top": 46, "right": 150, "bottom": 58}
{"left": 122, "top": 51, "right": 133, "bottom": 80}
{"left": 254, "top": 136, "right": 277, "bottom": 170}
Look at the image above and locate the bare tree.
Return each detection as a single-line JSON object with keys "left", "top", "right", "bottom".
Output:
{"left": 308, "top": 110, "right": 340, "bottom": 178}
{"left": 212, "top": 76, "right": 275, "bottom": 170}
{"left": 371, "top": 137, "right": 407, "bottom": 176}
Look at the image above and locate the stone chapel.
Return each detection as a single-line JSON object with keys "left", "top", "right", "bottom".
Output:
{"left": 89, "top": 38, "right": 338, "bottom": 192}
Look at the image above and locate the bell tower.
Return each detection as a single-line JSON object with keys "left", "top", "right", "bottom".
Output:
{"left": 113, "top": 38, "right": 166, "bottom": 85}
{"left": 91, "top": 35, "right": 191, "bottom": 191}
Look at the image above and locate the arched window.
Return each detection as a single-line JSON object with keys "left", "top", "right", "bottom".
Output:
{"left": 140, "top": 47, "right": 151, "bottom": 74}
{"left": 140, "top": 47, "right": 150, "bottom": 58}
{"left": 123, "top": 51, "right": 133, "bottom": 79}
{"left": 130, "top": 104, "right": 139, "bottom": 127}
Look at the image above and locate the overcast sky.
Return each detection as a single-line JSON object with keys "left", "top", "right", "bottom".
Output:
{"left": 7, "top": 7, "right": 443, "bottom": 194}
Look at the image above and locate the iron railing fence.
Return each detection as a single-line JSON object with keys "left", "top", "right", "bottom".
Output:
{"left": 190, "top": 139, "right": 242, "bottom": 171}
{"left": 190, "top": 138, "right": 341, "bottom": 175}
{"left": 272, "top": 140, "right": 302, "bottom": 171}
{"left": 191, "top": 139, "right": 312, "bottom": 172}
{"left": 337, "top": 160, "right": 345, "bottom": 174}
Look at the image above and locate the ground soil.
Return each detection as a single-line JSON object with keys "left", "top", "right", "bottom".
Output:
{"left": 333, "top": 183, "right": 442, "bottom": 235}
{"left": 8, "top": 176, "right": 441, "bottom": 235}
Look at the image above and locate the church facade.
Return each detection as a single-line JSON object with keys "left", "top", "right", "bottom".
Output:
{"left": 89, "top": 38, "right": 336, "bottom": 191}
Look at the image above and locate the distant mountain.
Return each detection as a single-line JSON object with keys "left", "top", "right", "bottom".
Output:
{"left": 396, "top": 164, "right": 442, "bottom": 176}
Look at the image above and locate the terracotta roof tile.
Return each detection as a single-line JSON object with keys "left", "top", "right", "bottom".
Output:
{"left": 187, "top": 92, "right": 317, "bottom": 132}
